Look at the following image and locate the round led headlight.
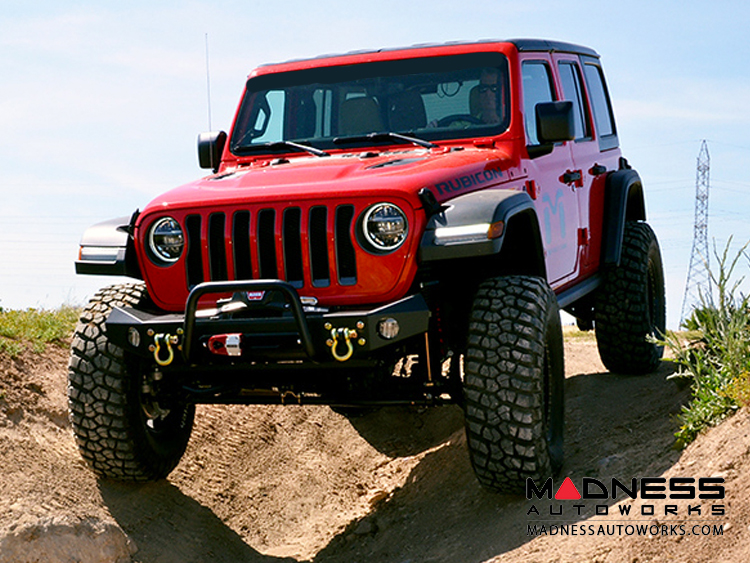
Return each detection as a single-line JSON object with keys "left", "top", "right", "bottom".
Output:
{"left": 148, "top": 217, "right": 184, "bottom": 263}
{"left": 362, "top": 203, "right": 408, "bottom": 252}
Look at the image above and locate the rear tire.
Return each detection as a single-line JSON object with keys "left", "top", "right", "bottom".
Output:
{"left": 68, "top": 283, "right": 194, "bottom": 481}
{"left": 463, "top": 276, "right": 564, "bottom": 494}
{"left": 595, "top": 221, "right": 666, "bottom": 374}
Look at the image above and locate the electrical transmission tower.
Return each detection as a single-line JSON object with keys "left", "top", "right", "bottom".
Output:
{"left": 680, "top": 140, "right": 711, "bottom": 325}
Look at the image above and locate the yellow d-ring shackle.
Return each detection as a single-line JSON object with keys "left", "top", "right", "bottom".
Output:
{"left": 329, "top": 328, "right": 357, "bottom": 362}
{"left": 153, "top": 333, "right": 178, "bottom": 367}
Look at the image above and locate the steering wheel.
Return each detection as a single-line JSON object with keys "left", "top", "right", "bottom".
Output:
{"left": 437, "top": 114, "right": 483, "bottom": 128}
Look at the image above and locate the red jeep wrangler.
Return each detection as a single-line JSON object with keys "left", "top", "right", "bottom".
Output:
{"left": 70, "top": 39, "right": 665, "bottom": 493}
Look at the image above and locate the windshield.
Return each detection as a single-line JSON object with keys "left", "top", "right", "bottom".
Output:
{"left": 230, "top": 52, "right": 510, "bottom": 153}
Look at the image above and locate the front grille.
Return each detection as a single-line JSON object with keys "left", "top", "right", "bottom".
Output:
{"left": 185, "top": 215, "right": 203, "bottom": 286}
{"left": 283, "top": 207, "right": 303, "bottom": 287}
{"left": 185, "top": 204, "right": 358, "bottom": 290}
{"left": 309, "top": 206, "right": 330, "bottom": 286}
{"left": 208, "top": 213, "right": 228, "bottom": 281}
{"left": 335, "top": 205, "right": 357, "bottom": 285}
{"left": 257, "top": 209, "right": 278, "bottom": 279}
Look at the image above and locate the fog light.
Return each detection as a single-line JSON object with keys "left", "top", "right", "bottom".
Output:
{"left": 128, "top": 327, "right": 141, "bottom": 348}
{"left": 377, "top": 318, "right": 400, "bottom": 340}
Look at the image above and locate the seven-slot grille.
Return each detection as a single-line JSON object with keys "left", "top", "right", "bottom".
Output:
{"left": 184, "top": 204, "right": 358, "bottom": 290}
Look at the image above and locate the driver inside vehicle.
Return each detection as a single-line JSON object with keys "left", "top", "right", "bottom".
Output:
{"left": 424, "top": 66, "right": 506, "bottom": 129}
{"left": 473, "top": 68, "right": 503, "bottom": 124}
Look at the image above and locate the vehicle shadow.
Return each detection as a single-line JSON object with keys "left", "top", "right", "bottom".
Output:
{"left": 313, "top": 360, "right": 690, "bottom": 563}
{"left": 341, "top": 404, "right": 465, "bottom": 457}
{"left": 99, "top": 480, "right": 295, "bottom": 563}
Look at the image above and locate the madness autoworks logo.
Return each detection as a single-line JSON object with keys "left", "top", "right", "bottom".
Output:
{"left": 529, "top": 475, "right": 723, "bottom": 499}
{"left": 525, "top": 477, "right": 727, "bottom": 538}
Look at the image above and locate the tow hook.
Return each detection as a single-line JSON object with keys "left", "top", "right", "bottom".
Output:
{"left": 327, "top": 326, "right": 358, "bottom": 362}
{"left": 150, "top": 333, "right": 180, "bottom": 367}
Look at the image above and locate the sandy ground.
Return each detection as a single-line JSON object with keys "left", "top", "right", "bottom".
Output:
{"left": 1, "top": 333, "right": 749, "bottom": 562}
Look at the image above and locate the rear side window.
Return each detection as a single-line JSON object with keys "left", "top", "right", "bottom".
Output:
{"left": 558, "top": 61, "right": 591, "bottom": 140}
{"left": 522, "top": 61, "right": 555, "bottom": 146}
{"left": 583, "top": 63, "right": 618, "bottom": 149}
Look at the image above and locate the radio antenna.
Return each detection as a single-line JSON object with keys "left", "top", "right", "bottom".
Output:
{"left": 205, "top": 33, "right": 213, "bottom": 132}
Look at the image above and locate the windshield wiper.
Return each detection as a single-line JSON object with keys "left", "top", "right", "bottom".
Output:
{"left": 333, "top": 132, "right": 437, "bottom": 149}
{"left": 234, "top": 140, "right": 330, "bottom": 158}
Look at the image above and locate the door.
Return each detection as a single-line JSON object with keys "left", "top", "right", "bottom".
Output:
{"left": 521, "top": 56, "right": 580, "bottom": 285}
{"left": 554, "top": 55, "right": 613, "bottom": 275}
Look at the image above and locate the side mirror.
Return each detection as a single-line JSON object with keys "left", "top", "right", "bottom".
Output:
{"left": 536, "top": 101, "right": 575, "bottom": 144}
{"left": 197, "top": 131, "right": 227, "bottom": 172}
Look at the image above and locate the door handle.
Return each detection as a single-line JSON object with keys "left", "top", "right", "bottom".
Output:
{"left": 562, "top": 170, "right": 583, "bottom": 187}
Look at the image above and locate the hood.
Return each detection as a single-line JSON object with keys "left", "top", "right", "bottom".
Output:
{"left": 140, "top": 145, "right": 519, "bottom": 217}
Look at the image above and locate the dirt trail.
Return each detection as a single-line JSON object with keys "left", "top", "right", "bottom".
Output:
{"left": 1, "top": 334, "right": 749, "bottom": 562}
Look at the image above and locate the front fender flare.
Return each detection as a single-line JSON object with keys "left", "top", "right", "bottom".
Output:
{"left": 419, "top": 189, "right": 541, "bottom": 266}
{"left": 75, "top": 214, "right": 142, "bottom": 278}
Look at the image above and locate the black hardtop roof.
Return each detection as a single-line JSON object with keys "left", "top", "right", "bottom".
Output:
{"left": 511, "top": 38, "right": 599, "bottom": 57}
{"left": 259, "top": 39, "right": 600, "bottom": 68}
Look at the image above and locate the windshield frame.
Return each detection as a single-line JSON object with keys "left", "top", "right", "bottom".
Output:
{"left": 229, "top": 52, "right": 511, "bottom": 155}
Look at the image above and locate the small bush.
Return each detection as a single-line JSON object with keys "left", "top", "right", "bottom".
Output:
{"left": 0, "top": 306, "right": 80, "bottom": 357}
{"left": 660, "top": 239, "right": 750, "bottom": 447}
{"left": 726, "top": 371, "right": 750, "bottom": 407}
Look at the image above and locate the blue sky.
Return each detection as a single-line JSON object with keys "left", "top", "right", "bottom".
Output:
{"left": 2, "top": 0, "right": 749, "bottom": 329}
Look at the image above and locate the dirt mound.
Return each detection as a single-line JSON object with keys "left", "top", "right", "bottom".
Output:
{"left": 1, "top": 336, "right": 748, "bottom": 562}
{"left": 0, "top": 516, "right": 134, "bottom": 563}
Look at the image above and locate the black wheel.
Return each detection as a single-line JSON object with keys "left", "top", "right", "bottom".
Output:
{"left": 463, "top": 276, "right": 564, "bottom": 494}
{"left": 594, "top": 221, "right": 666, "bottom": 374}
{"left": 68, "top": 283, "right": 194, "bottom": 481}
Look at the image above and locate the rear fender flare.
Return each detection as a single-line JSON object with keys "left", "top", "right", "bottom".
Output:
{"left": 601, "top": 169, "right": 646, "bottom": 266}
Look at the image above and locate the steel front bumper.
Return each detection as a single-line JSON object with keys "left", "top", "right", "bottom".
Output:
{"left": 106, "top": 280, "right": 431, "bottom": 368}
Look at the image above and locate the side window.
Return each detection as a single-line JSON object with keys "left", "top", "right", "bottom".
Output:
{"left": 558, "top": 61, "right": 590, "bottom": 140}
{"left": 521, "top": 61, "right": 555, "bottom": 146}
{"left": 583, "top": 63, "right": 617, "bottom": 145}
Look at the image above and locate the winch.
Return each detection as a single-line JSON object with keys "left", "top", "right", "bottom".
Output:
{"left": 207, "top": 333, "right": 243, "bottom": 357}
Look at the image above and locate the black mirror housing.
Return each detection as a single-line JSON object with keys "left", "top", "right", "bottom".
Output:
{"left": 536, "top": 101, "right": 575, "bottom": 144}
{"left": 197, "top": 131, "right": 227, "bottom": 172}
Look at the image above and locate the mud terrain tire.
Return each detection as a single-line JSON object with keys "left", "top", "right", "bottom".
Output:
{"left": 463, "top": 276, "right": 564, "bottom": 494}
{"left": 595, "top": 221, "right": 665, "bottom": 374}
{"left": 68, "top": 283, "right": 194, "bottom": 480}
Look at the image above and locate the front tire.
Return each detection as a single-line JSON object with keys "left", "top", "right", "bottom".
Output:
{"left": 463, "top": 276, "right": 564, "bottom": 494}
{"left": 68, "top": 283, "right": 194, "bottom": 481}
{"left": 595, "top": 221, "right": 666, "bottom": 374}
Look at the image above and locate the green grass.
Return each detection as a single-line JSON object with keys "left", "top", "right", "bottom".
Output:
{"left": 562, "top": 324, "right": 597, "bottom": 340}
{"left": 0, "top": 306, "right": 80, "bottom": 357}
{"left": 659, "top": 238, "right": 750, "bottom": 447}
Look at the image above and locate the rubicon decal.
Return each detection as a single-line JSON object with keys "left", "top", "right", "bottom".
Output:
{"left": 433, "top": 166, "right": 504, "bottom": 195}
